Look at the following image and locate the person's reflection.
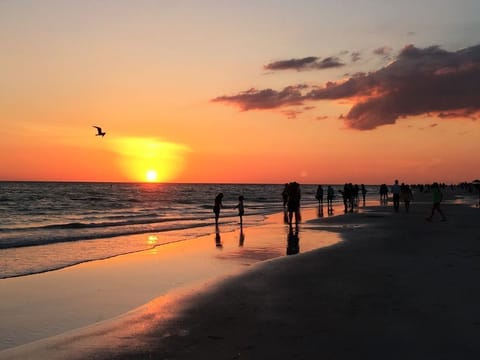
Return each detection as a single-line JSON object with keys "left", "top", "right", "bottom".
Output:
{"left": 328, "top": 205, "right": 334, "bottom": 216}
{"left": 239, "top": 227, "right": 245, "bottom": 247}
{"left": 215, "top": 229, "right": 223, "bottom": 249}
{"left": 287, "top": 226, "right": 300, "bottom": 255}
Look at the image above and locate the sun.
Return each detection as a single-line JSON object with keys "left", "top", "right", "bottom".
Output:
{"left": 146, "top": 170, "right": 158, "bottom": 182}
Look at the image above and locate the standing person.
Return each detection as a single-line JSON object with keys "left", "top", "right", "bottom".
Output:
{"left": 315, "top": 185, "right": 324, "bottom": 205}
{"left": 282, "top": 183, "right": 289, "bottom": 223}
{"left": 426, "top": 182, "right": 447, "bottom": 222}
{"left": 361, "top": 184, "right": 367, "bottom": 205}
{"left": 327, "top": 185, "right": 335, "bottom": 213}
{"left": 391, "top": 180, "right": 401, "bottom": 212}
{"left": 213, "top": 192, "right": 224, "bottom": 227}
{"left": 235, "top": 195, "right": 245, "bottom": 226}
{"left": 401, "top": 184, "right": 414, "bottom": 213}
{"left": 380, "top": 184, "right": 388, "bottom": 203}
{"left": 281, "top": 183, "right": 289, "bottom": 209}
{"left": 286, "top": 182, "right": 301, "bottom": 227}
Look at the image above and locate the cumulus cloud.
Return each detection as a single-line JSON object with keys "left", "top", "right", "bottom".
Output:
{"left": 264, "top": 56, "right": 344, "bottom": 71}
{"left": 214, "top": 44, "right": 480, "bottom": 130}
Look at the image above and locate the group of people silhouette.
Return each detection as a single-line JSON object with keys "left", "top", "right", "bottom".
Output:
{"left": 212, "top": 179, "right": 450, "bottom": 250}
{"left": 213, "top": 192, "right": 244, "bottom": 228}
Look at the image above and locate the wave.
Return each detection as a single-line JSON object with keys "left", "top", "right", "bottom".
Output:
{"left": 0, "top": 219, "right": 221, "bottom": 250}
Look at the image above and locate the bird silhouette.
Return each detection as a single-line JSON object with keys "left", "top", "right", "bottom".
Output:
{"left": 93, "top": 126, "right": 106, "bottom": 137}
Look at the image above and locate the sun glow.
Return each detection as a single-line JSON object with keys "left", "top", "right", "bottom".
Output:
{"left": 146, "top": 170, "right": 158, "bottom": 182}
{"left": 113, "top": 137, "right": 191, "bottom": 183}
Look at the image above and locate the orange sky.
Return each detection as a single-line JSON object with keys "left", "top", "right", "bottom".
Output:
{"left": 1, "top": 1, "right": 479, "bottom": 184}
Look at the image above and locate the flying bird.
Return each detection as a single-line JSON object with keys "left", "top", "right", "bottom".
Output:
{"left": 93, "top": 126, "right": 106, "bottom": 137}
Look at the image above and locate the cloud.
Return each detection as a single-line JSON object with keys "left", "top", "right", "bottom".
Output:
{"left": 264, "top": 56, "right": 344, "bottom": 71}
{"left": 212, "top": 85, "right": 307, "bottom": 111}
{"left": 373, "top": 46, "right": 393, "bottom": 57}
{"left": 351, "top": 51, "right": 362, "bottom": 62}
{"left": 213, "top": 44, "right": 480, "bottom": 130}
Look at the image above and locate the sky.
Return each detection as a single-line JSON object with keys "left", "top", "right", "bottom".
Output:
{"left": 1, "top": 0, "right": 479, "bottom": 184}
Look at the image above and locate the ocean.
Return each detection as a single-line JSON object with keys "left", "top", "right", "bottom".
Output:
{"left": 1, "top": 182, "right": 370, "bottom": 279}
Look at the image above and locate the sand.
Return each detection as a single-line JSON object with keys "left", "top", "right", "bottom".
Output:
{"left": 1, "top": 193, "right": 480, "bottom": 359}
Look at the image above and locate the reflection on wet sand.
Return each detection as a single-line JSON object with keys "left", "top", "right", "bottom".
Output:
{"left": 215, "top": 230, "right": 222, "bottom": 249}
{"left": 239, "top": 227, "right": 245, "bottom": 247}
{"left": 287, "top": 226, "right": 300, "bottom": 255}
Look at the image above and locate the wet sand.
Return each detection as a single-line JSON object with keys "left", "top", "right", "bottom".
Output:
{"left": 2, "top": 195, "right": 480, "bottom": 359}
{"left": 0, "top": 207, "right": 340, "bottom": 354}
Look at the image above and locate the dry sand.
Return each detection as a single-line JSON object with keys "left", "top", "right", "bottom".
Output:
{"left": 2, "top": 194, "right": 480, "bottom": 359}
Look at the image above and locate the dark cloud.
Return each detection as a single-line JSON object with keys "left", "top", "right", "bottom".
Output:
{"left": 214, "top": 44, "right": 480, "bottom": 130}
{"left": 264, "top": 56, "right": 344, "bottom": 71}
{"left": 212, "top": 85, "right": 307, "bottom": 111}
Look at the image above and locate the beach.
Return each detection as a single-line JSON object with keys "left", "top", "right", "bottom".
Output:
{"left": 1, "top": 192, "right": 479, "bottom": 359}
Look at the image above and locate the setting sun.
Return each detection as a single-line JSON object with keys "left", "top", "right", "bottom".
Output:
{"left": 111, "top": 137, "right": 191, "bottom": 183}
{"left": 146, "top": 170, "right": 158, "bottom": 182}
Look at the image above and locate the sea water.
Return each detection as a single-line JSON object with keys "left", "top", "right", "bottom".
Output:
{"left": 0, "top": 182, "right": 379, "bottom": 279}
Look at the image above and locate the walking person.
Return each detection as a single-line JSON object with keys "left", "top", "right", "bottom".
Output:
{"left": 401, "top": 184, "right": 413, "bottom": 213}
{"left": 213, "top": 192, "right": 224, "bottom": 227}
{"left": 426, "top": 182, "right": 447, "bottom": 222}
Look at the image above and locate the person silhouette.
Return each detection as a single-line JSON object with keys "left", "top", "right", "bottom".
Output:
{"left": 426, "top": 182, "right": 446, "bottom": 222}
{"left": 391, "top": 180, "right": 401, "bottom": 212}
{"left": 361, "top": 184, "right": 367, "bottom": 206}
{"left": 315, "top": 185, "right": 324, "bottom": 205}
{"left": 282, "top": 183, "right": 289, "bottom": 223}
{"left": 327, "top": 185, "right": 335, "bottom": 213}
{"left": 235, "top": 195, "right": 245, "bottom": 226}
{"left": 213, "top": 193, "right": 224, "bottom": 227}
{"left": 286, "top": 182, "right": 301, "bottom": 227}
{"left": 401, "top": 183, "right": 413, "bottom": 213}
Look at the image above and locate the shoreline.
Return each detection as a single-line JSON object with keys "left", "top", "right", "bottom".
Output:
{"left": 0, "top": 204, "right": 342, "bottom": 353}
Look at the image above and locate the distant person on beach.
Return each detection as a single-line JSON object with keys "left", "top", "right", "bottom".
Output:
{"left": 380, "top": 184, "right": 388, "bottom": 203}
{"left": 315, "top": 185, "right": 324, "bottom": 205}
{"left": 213, "top": 193, "right": 224, "bottom": 227}
{"left": 327, "top": 185, "right": 335, "bottom": 213}
{"left": 235, "top": 195, "right": 245, "bottom": 226}
{"left": 426, "top": 182, "right": 447, "bottom": 222}
{"left": 286, "top": 182, "right": 301, "bottom": 226}
{"left": 282, "top": 183, "right": 289, "bottom": 209}
{"left": 339, "top": 183, "right": 354, "bottom": 213}
{"left": 361, "top": 184, "right": 367, "bottom": 205}
{"left": 400, "top": 184, "right": 414, "bottom": 213}
{"left": 391, "top": 180, "right": 401, "bottom": 212}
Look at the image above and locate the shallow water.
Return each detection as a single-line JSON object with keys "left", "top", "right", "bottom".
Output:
{"left": 0, "top": 207, "right": 342, "bottom": 351}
